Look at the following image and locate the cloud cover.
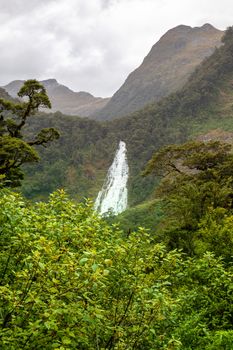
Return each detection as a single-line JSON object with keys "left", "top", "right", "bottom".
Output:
{"left": 0, "top": 0, "right": 232, "bottom": 96}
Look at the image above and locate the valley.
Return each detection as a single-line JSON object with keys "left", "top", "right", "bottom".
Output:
{"left": 17, "top": 24, "right": 233, "bottom": 216}
{"left": 1, "top": 19, "right": 233, "bottom": 349}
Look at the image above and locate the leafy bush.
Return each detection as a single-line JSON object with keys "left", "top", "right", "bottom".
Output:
{"left": 0, "top": 190, "right": 232, "bottom": 349}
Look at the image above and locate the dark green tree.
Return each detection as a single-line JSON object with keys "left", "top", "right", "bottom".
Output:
{"left": 0, "top": 80, "right": 59, "bottom": 187}
{"left": 144, "top": 140, "right": 233, "bottom": 254}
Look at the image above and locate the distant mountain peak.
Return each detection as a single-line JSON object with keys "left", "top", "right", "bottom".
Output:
{"left": 172, "top": 23, "right": 218, "bottom": 32}
{"left": 169, "top": 24, "right": 192, "bottom": 32}
{"left": 3, "top": 79, "right": 110, "bottom": 117}
{"left": 41, "top": 78, "right": 59, "bottom": 87}
{"left": 201, "top": 23, "right": 217, "bottom": 31}
{"left": 161, "top": 23, "right": 220, "bottom": 40}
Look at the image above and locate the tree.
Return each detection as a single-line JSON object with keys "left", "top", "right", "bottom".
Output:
{"left": 144, "top": 140, "right": 233, "bottom": 254}
{"left": 221, "top": 25, "right": 233, "bottom": 45}
{"left": 0, "top": 79, "right": 59, "bottom": 187}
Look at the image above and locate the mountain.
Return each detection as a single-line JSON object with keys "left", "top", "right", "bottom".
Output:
{"left": 20, "top": 26, "right": 233, "bottom": 207}
{"left": 93, "top": 23, "right": 223, "bottom": 120}
{"left": 3, "top": 24, "right": 223, "bottom": 120}
{"left": 3, "top": 79, "right": 110, "bottom": 117}
{"left": 18, "top": 25, "right": 233, "bottom": 207}
{"left": 0, "top": 87, "right": 16, "bottom": 101}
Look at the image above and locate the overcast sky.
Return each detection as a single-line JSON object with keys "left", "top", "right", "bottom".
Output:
{"left": 0, "top": 0, "right": 232, "bottom": 96}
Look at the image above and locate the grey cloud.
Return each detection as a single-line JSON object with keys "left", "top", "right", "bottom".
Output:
{"left": 0, "top": 0, "right": 53, "bottom": 15}
{"left": 100, "top": 0, "right": 117, "bottom": 8}
{"left": 0, "top": 0, "right": 232, "bottom": 97}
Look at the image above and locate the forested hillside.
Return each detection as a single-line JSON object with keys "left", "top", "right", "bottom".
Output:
{"left": 1, "top": 27, "right": 233, "bottom": 350}
{"left": 21, "top": 27, "right": 233, "bottom": 207}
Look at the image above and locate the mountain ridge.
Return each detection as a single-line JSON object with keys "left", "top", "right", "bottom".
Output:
{"left": 92, "top": 23, "right": 223, "bottom": 120}
{"left": 3, "top": 79, "right": 110, "bottom": 117}
{"left": 20, "top": 26, "right": 233, "bottom": 207}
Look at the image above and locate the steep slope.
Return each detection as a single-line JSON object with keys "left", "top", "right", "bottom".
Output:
{"left": 3, "top": 79, "right": 110, "bottom": 117}
{"left": 21, "top": 27, "right": 233, "bottom": 206}
{"left": 93, "top": 23, "right": 223, "bottom": 120}
{"left": 0, "top": 87, "right": 17, "bottom": 101}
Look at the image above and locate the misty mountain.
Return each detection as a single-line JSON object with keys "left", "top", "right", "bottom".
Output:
{"left": 3, "top": 79, "right": 110, "bottom": 117}
{"left": 0, "top": 87, "right": 16, "bottom": 101}
{"left": 93, "top": 23, "right": 223, "bottom": 120}
{"left": 3, "top": 24, "right": 222, "bottom": 121}
{"left": 21, "top": 26, "right": 233, "bottom": 206}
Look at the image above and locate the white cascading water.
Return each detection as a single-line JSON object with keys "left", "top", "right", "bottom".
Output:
{"left": 94, "top": 141, "right": 129, "bottom": 215}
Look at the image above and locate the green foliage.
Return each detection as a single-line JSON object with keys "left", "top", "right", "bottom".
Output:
{"left": 0, "top": 136, "right": 39, "bottom": 187}
{"left": 196, "top": 208, "right": 233, "bottom": 262}
{"left": 0, "top": 190, "right": 167, "bottom": 349}
{"left": 144, "top": 140, "right": 232, "bottom": 177}
{"left": 145, "top": 140, "right": 233, "bottom": 255}
{"left": 21, "top": 113, "right": 116, "bottom": 200}
{"left": 0, "top": 80, "right": 59, "bottom": 187}
{"left": 0, "top": 190, "right": 232, "bottom": 349}
{"left": 18, "top": 79, "right": 51, "bottom": 111}
{"left": 107, "top": 200, "right": 164, "bottom": 234}
{"left": 166, "top": 253, "right": 233, "bottom": 349}
{"left": 1, "top": 27, "right": 233, "bottom": 349}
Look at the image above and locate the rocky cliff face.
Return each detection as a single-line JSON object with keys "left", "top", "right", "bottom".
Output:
{"left": 3, "top": 79, "right": 110, "bottom": 117}
{"left": 93, "top": 24, "right": 223, "bottom": 120}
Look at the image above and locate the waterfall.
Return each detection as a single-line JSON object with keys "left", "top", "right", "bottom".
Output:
{"left": 94, "top": 141, "right": 129, "bottom": 215}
